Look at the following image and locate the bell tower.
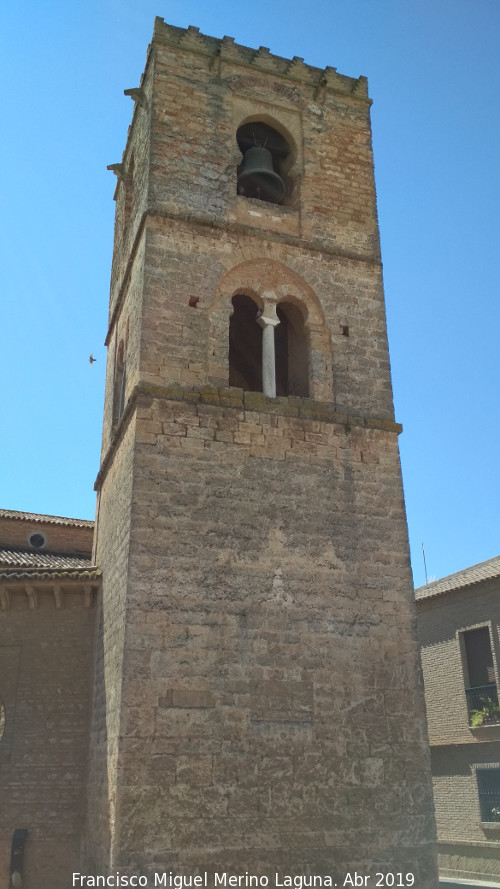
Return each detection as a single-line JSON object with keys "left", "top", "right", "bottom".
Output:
{"left": 86, "top": 19, "right": 437, "bottom": 885}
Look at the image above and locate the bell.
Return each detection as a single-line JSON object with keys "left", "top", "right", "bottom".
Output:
{"left": 237, "top": 146, "right": 285, "bottom": 203}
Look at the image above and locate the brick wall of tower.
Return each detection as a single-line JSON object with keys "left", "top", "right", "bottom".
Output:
{"left": 109, "top": 54, "right": 153, "bottom": 318}
{"left": 136, "top": 217, "right": 394, "bottom": 420}
{"left": 101, "top": 236, "right": 145, "bottom": 459}
{"left": 144, "top": 22, "right": 379, "bottom": 260}
{"left": 84, "top": 417, "right": 137, "bottom": 871}
{"left": 100, "top": 396, "right": 436, "bottom": 881}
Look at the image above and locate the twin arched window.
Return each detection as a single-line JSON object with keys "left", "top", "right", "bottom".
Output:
{"left": 229, "top": 294, "right": 308, "bottom": 398}
{"left": 232, "top": 121, "right": 304, "bottom": 394}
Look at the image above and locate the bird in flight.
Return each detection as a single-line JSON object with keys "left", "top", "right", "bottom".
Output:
{"left": 89, "top": 354, "right": 97, "bottom": 365}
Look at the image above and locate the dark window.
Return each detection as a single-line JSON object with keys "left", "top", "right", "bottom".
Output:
{"left": 464, "top": 627, "right": 500, "bottom": 726}
{"left": 29, "top": 532, "right": 46, "bottom": 549}
{"left": 465, "top": 627, "right": 495, "bottom": 686}
{"left": 229, "top": 294, "right": 262, "bottom": 392}
{"left": 477, "top": 768, "right": 500, "bottom": 822}
{"left": 275, "top": 302, "right": 309, "bottom": 397}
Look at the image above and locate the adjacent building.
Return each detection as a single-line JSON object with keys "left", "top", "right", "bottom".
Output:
{"left": 417, "top": 556, "right": 500, "bottom": 884}
{"left": 0, "top": 509, "right": 99, "bottom": 886}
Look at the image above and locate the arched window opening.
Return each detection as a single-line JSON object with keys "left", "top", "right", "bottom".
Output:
{"left": 113, "top": 339, "right": 126, "bottom": 425}
{"left": 229, "top": 294, "right": 262, "bottom": 392}
{"left": 236, "top": 122, "right": 294, "bottom": 206}
{"left": 275, "top": 302, "right": 309, "bottom": 397}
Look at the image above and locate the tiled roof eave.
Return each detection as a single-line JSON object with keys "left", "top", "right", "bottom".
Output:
{"left": 0, "top": 547, "right": 93, "bottom": 569}
{"left": 416, "top": 575, "right": 487, "bottom": 601}
{"left": 0, "top": 567, "right": 101, "bottom": 582}
{"left": 0, "top": 508, "right": 94, "bottom": 528}
{"left": 415, "top": 555, "right": 500, "bottom": 601}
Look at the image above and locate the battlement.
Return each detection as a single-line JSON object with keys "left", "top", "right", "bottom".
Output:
{"left": 152, "top": 17, "right": 369, "bottom": 100}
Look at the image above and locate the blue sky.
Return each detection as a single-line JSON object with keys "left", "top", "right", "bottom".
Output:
{"left": 1, "top": 0, "right": 499, "bottom": 587}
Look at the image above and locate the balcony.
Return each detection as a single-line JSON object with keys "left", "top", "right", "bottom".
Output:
{"left": 466, "top": 684, "right": 500, "bottom": 727}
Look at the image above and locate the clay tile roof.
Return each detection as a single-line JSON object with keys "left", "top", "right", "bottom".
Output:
{"left": 0, "top": 548, "right": 93, "bottom": 570}
{"left": 415, "top": 554, "right": 500, "bottom": 601}
{"left": 0, "top": 567, "right": 101, "bottom": 581}
{"left": 0, "top": 508, "right": 94, "bottom": 528}
{"left": 0, "top": 565, "right": 101, "bottom": 584}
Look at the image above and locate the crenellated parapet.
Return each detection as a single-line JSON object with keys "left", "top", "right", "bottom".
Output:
{"left": 152, "top": 18, "right": 369, "bottom": 101}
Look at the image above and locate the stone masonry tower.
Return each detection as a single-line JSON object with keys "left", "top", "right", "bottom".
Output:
{"left": 86, "top": 19, "right": 437, "bottom": 885}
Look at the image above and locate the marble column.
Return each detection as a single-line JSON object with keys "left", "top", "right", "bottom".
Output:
{"left": 257, "top": 309, "right": 280, "bottom": 398}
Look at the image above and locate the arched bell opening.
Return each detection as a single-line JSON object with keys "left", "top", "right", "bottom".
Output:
{"left": 229, "top": 294, "right": 263, "bottom": 392}
{"left": 275, "top": 302, "right": 309, "bottom": 397}
{"left": 236, "top": 121, "right": 295, "bottom": 206}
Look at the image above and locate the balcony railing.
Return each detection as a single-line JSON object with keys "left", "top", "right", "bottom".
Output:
{"left": 466, "top": 684, "right": 500, "bottom": 726}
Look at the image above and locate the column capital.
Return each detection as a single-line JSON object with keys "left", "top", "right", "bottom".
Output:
{"left": 256, "top": 307, "right": 280, "bottom": 329}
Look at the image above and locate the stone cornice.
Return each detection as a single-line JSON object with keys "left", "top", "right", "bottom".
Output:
{"left": 95, "top": 380, "right": 402, "bottom": 492}
{"left": 0, "top": 577, "right": 99, "bottom": 611}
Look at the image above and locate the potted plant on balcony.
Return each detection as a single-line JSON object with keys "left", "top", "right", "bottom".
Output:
{"left": 470, "top": 697, "right": 500, "bottom": 727}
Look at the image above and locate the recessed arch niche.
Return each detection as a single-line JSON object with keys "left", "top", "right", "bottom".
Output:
{"left": 236, "top": 119, "right": 297, "bottom": 207}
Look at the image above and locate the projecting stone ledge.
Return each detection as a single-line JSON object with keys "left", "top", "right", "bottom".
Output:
{"left": 131, "top": 381, "right": 402, "bottom": 431}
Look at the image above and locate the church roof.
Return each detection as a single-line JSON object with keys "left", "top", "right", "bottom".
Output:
{"left": 0, "top": 547, "right": 93, "bottom": 570}
{"left": 0, "top": 508, "right": 95, "bottom": 584}
{"left": 0, "top": 508, "right": 94, "bottom": 528}
{"left": 0, "top": 567, "right": 100, "bottom": 582}
{"left": 0, "top": 546, "right": 99, "bottom": 582}
{"left": 415, "top": 554, "right": 500, "bottom": 601}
